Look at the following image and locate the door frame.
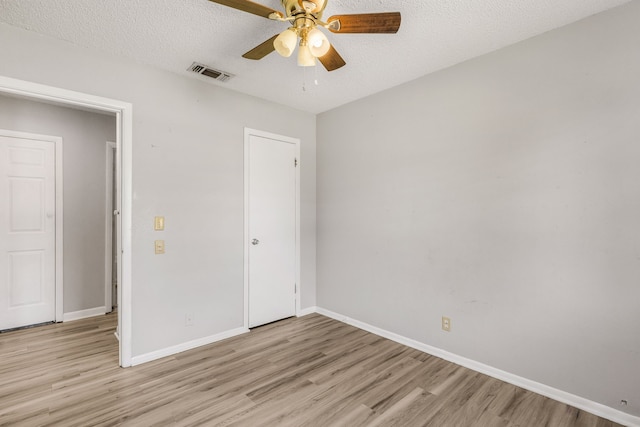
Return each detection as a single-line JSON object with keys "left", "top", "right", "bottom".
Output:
{"left": 243, "top": 128, "right": 301, "bottom": 329}
{"left": 0, "top": 129, "right": 63, "bottom": 324}
{"left": 0, "top": 75, "right": 133, "bottom": 367}
{"left": 105, "top": 141, "right": 116, "bottom": 313}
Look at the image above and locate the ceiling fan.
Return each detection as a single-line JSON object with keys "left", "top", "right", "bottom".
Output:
{"left": 207, "top": 0, "right": 401, "bottom": 71}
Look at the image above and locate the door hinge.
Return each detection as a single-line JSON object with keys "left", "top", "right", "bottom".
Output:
{"left": 295, "top": 283, "right": 297, "bottom": 294}
{"left": 294, "top": 158, "right": 298, "bottom": 167}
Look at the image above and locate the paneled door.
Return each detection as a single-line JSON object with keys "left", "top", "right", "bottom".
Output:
{"left": 246, "top": 130, "right": 298, "bottom": 328}
{"left": 0, "top": 133, "right": 56, "bottom": 330}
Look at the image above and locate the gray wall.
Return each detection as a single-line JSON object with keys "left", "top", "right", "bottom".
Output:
{"left": 317, "top": 1, "right": 639, "bottom": 418}
{"left": 0, "top": 95, "right": 115, "bottom": 313}
{"left": 0, "top": 22, "right": 316, "bottom": 357}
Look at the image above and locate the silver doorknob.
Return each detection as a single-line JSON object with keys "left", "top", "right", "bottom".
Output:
{"left": 251, "top": 239, "right": 260, "bottom": 245}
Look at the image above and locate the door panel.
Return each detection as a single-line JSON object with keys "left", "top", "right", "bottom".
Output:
{"left": 8, "top": 251, "right": 44, "bottom": 307}
{"left": 10, "top": 178, "right": 45, "bottom": 231}
{"left": 248, "top": 134, "right": 296, "bottom": 328}
{"left": 0, "top": 135, "right": 56, "bottom": 330}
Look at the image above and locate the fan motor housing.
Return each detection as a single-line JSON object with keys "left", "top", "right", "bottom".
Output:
{"left": 283, "top": 0, "right": 326, "bottom": 18}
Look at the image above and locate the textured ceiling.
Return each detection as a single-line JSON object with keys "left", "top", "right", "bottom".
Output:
{"left": 0, "top": 0, "right": 632, "bottom": 113}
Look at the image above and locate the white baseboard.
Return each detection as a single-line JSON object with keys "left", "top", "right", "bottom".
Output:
{"left": 131, "top": 308, "right": 318, "bottom": 368}
{"left": 63, "top": 306, "right": 106, "bottom": 322}
{"left": 315, "top": 307, "right": 639, "bottom": 427}
{"left": 297, "top": 306, "right": 317, "bottom": 317}
{"left": 131, "top": 327, "right": 249, "bottom": 366}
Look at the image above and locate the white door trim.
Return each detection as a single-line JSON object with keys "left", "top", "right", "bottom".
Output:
{"left": 0, "top": 75, "right": 133, "bottom": 367}
{"left": 105, "top": 141, "right": 116, "bottom": 314}
{"left": 243, "top": 128, "right": 301, "bottom": 329}
{"left": 0, "top": 129, "right": 63, "bottom": 324}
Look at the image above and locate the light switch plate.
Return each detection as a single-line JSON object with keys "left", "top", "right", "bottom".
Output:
{"left": 154, "top": 216, "right": 165, "bottom": 231}
{"left": 155, "top": 240, "right": 165, "bottom": 254}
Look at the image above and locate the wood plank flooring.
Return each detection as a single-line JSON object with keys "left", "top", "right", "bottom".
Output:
{"left": 0, "top": 313, "right": 623, "bottom": 426}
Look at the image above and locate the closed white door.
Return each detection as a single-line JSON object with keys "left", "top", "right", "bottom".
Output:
{"left": 0, "top": 134, "right": 56, "bottom": 330}
{"left": 248, "top": 133, "right": 296, "bottom": 328}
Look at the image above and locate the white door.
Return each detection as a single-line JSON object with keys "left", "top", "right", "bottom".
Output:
{"left": 0, "top": 134, "right": 56, "bottom": 330}
{"left": 247, "top": 132, "right": 297, "bottom": 328}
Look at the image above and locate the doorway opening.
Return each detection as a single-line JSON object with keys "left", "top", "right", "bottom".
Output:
{"left": 0, "top": 75, "right": 133, "bottom": 367}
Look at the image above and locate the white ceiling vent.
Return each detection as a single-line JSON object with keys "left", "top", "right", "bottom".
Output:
{"left": 188, "top": 62, "right": 233, "bottom": 82}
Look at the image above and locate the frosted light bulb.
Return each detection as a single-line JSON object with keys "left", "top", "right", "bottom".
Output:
{"left": 297, "top": 44, "right": 316, "bottom": 67}
{"left": 307, "top": 28, "right": 330, "bottom": 58}
{"left": 274, "top": 29, "right": 297, "bottom": 57}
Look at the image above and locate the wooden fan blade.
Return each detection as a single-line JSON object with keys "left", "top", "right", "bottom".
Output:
{"left": 242, "top": 35, "right": 278, "bottom": 60}
{"left": 327, "top": 12, "right": 401, "bottom": 34}
{"left": 318, "top": 45, "right": 346, "bottom": 72}
{"left": 207, "top": 0, "right": 282, "bottom": 19}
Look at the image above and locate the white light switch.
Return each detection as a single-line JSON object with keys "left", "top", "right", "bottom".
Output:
{"left": 154, "top": 216, "right": 165, "bottom": 231}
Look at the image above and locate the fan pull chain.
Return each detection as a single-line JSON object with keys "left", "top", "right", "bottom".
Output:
{"left": 301, "top": 66, "right": 320, "bottom": 92}
{"left": 302, "top": 66, "right": 307, "bottom": 92}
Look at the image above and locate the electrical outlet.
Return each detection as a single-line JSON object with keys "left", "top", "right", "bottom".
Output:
{"left": 185, "top": 313, "right": 194, "bottom": 326}
{"left": 442, "top": 316, "right": 451, "bottom": 332}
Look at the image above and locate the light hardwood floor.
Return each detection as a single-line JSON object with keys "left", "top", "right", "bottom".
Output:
{"left": 0, "top": 313, "right": 623, "bottom": 426}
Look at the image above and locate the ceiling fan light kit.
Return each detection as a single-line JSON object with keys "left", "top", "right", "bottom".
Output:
{"left": 208, "top": 0, "right": 401, "bottom": 71}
